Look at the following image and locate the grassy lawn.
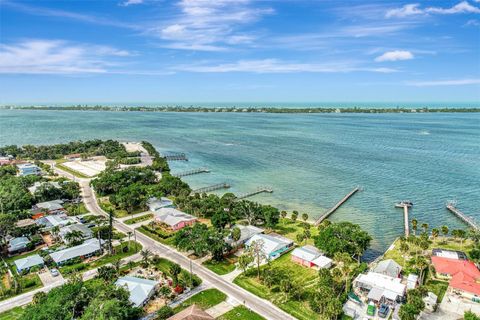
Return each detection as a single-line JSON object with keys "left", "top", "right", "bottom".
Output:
{"left": 202, "top": 254, "right": 238, "bottom": 275}
{"left": 0, "top": 271, "right": 42, "bottom": 301}
{"left": 137, "top": 225, "right": 176, "bottom": 246}
{"left": 124, "top": 213, "right": 153, "bottom": 225}
{"left": 152, "top": 257, "right": 202, "bottom": 287}
{"left": 98, "top": 198, "right": 144, "bottom": 218}
{"left": 60, "top": 241, "right": 141, "bottom": 275}
{"left": 424, "top": 279, "right": 449, "bottom": 302}
{"left": 233, "top": 252, "right": 320, "bottom": 320}
{"left": 0, "top": 306, "right": 25, "bottom": 320}
{"left": 217, "top": 305, "right": 265, "bottom": 320}
{"left": 383, "top": 236, "right": 476, "bottom": 272}
{"left": 172, "top": 288, "right": 227, "bottom": 313}
{"left": 64, "top": 202, "right": 89, "bottom": 216}
{"left": 274, "top": 219, "right": 318, "bottom": 245}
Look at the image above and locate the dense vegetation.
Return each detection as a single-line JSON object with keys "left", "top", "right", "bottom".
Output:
{"left": 19, "top": 277, "right": 141, "bottom": 320}
{"left": 8, "top": 105, "right": 480, "bottom": 114}
{"left": 141, "top": 141, "right": 170, "bottom": 172}
{"left": 0, "top": 139, "right": 132, "bottom": 160}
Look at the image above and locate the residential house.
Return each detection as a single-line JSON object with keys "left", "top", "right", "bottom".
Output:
{"left": 115, "top": 276, "right": 158, "bottom": 307}
{"left": 59, "top": 223, "right": 93, "bottom": 243}
{"left": 431, "top": 256, "right": 480, "bottom": 302}
{"left": 311, "top": 255, "right": 333, "bottom": 269}
{"left": 28, "top": 181, "right": 61, "bottom": 194}
{"left": 50, "top": 238, "right": 103, "bottom": 265}
{"left": 291, "top": 245, "right": 333, "bottom": 269}
{"left": 432, "top": 248, "right": 467, "bottom": 260}
{"left": 225, "top": 224, "right": 264, "bottom": 247}
{"left": 423, "top": 292, "right": 438, "bottom": 312}
{"left": 147, "top": 197, "right": 175, "bottom": 211}
{"left": 14, "top": 254, "right": 45, "bottom": 273}
{"left": 0, "top": 155, "right": 13, "bottom": 166}
{"left": 245, "top": 233, "right": 294, "bottom": 260}
{"left": 372, "top": 259, "right": 402, "bottom": 278}
{"left": 32, "top": 199, "right": 65, "bottom": 215}
{"left": 407, "top": 274, "right": 419, "bottom": 290}
{"left": 17, "top": 163, "right": 41, "bottom": 176}
{"left": 167, "top": 304, "right": 214, "bottom": 320}
{"left": 353, "top": 272, "right": 406, "bottom": 305}
{"left": 36, "top": 214, "right": 76, "bottom": 230}
{"left": 64, "top": 153, "right": 82, "bottom": 160}
{"left": 153, "top": 208, "right": 197, "bottom": 231}
{"left": 16, "top": 218, "right": 36, "bottom": 229}
{"left": 8, "top": 237, "right": 30, "bottom": 253}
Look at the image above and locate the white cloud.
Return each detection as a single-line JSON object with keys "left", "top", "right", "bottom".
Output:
{"left": 386, "top": 1, "right": 480, "bottom": 18}
{"left": 407, "top": 78, "right": 480, "bottom": 86}
{"left": 173, "top": 59, "right": 397, "bottom": 73}
{"left": 375, "top": 50, "right": 414, "bottom": 62}
{"left": 121, "top": 0, "right": 144, "bottom": 6}
{"left": 151, "top": 0, "right": 273, "bottom": 51}
{"left": 0, "top": 39, "right": 132, "bottom": 74}
{"left": 386, "top": 4, "right": 424, "bottom": 18}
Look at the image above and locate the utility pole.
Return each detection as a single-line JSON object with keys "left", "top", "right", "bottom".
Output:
{"left": 189, "top": 260, "right": 193, "bottom": 289}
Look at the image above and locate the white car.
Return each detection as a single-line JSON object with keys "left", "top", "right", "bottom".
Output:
{"left": 50, "top": 268, "right": 60, "bottom": 277}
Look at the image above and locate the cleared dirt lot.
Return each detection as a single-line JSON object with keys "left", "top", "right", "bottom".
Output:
{"left": 61, "top": 157, "right": 106, "bottom": 177}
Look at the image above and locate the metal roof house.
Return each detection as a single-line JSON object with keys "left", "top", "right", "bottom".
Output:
{"left": 372, "top": 259, "right": 402, "bottom": 278}
{"left": 245, "top": 233, "right": 294, "bottom": 260}
{"left": 28, "top": 181, "right": 61, "bottom": 194}
{"left": 36, "top": 214, "right": 76, "bottom": 229}
{"left": 50, "top": 238, "right": 102, "bottom": 265}
{"left": 14, "top": 254, "right": 44, "bottom": 272}
{"left": 354, "top": 272, "right": 406, "bottom": 304}
{"left": 153, "top": 208, "right": 197, "bottom": 231}
{"left": 167, "top": 304, "right": 214, "bottom": 320}
{"left": 147, "top": 197, "right": 175, "bottom": 212}
{"left": 115, "top": 276, "right": 158, "bottom": 307}
{"left": 225, "top": 225, "right": 264, "bottom": 246}
{"left": 8, "top": 237, "right": 30, "bottom": 253}
{"left": 291, "top": 245, "right": 333, "bottom": 269}
{"left": 59, "top": 223, "right": 93, "bottom": 243}
{"left": 33, "top": 199, "right": 65, "bottom": 214}
{"left": 17, "top": 163, "right": 41, "bottom": 176}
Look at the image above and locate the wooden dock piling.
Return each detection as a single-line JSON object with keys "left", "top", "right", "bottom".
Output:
{"left": 446, "top": 202, "right": 478, "bottom": 230}
{"left": 235, "top": 187, "right": 273, "bottom": 200}
{"left": 191, "top": 183, "right": 230, "bottom": 194}
{"left": 314, "top": 187, "right": 360, "bottom": 226}
{"left": 172, "top": 168, "right": 209, "bottom": 178}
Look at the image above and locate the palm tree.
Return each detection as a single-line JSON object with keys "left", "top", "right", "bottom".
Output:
{"left": 291, "top": 211, "right": 298, "bottom": 223}
{"left": 333, "top": 252, "right": 354, "bottom": 294}
{"left": 127, "top": 231, "right": 133, "bottom": 251}
{"left": 169, "top": 263, "right": 181, "bottom": 286}
{"left": 65, "top": 230, "right": 84, "bottom": 245}
{"left": 303, "top": 229, "right": 311, "bottom": 245}
{"left": 107, "top": 208, "right": 114, "bottom": 255}
{"left": 51, "top": 226, "right": 60, "bottom": 241}
{"left": 140, "top": 249, "right": 151, "bottom": 267}
{"left": 301, "top": 213, "right": 309, "bottom": 222}
{"left": 400, "top": 242, "right": 409, "bottom": 256}
{"left": 415, "top": 256, "right": 429, "bottom": 284}
{"left": 431, "top": 228, "right": 439, "bottom": 241}
{"left": 441, "top": 225, "right": 449, "bottom": 241}
{"left": 411, "top": 219, "right": 418, "bottom": 236}
{"left": 280, "top": 211, "right": 287, "bottom": 221}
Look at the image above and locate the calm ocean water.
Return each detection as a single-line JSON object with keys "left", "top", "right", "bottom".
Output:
{"left": 1, "top": 109, "right": 479, "bottom": 258}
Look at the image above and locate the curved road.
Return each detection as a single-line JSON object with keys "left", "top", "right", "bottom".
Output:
{"left": 64, "top": 169, "right": 296, "bottom": 320}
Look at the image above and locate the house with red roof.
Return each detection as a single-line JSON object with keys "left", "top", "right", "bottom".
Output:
{"left": 431, "top": 256, "right": 480, "bottom": 303}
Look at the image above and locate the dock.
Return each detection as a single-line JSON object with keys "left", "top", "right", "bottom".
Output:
{"left": 446, "top": 202, "right": 478, "bottom": 230}
{"left": 235, "top": 187, "right": 273, "bottom": 200}
{"left": 172, "top": 168, "right": 210, "bottom": 178}
{"left": 314, "top": 187, "right": 361, "bottom": 226}
{"left": 191, "top": 183, "right": 230, "bottom": 194}
{"left": 163, "top": 153, "right": 188, "bottom": 161}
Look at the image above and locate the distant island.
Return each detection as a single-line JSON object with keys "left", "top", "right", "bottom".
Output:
{"left": 2, "top": 105, "right": 480, "bottom": 113}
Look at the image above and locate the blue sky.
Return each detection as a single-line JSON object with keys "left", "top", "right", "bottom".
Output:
{"left": 0, "top": 0, "right": 479, "bottom": 104}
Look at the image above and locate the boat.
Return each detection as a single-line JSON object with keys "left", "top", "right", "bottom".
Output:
{"left": 395, "top": 200, "right": 413, "bottom": 208}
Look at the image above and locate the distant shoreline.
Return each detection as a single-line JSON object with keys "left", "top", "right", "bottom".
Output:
{"left": 2, "top": 105, "right": 480, "bottom": 113}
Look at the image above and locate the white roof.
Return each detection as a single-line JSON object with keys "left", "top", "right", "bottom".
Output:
{"left": 115, "top": 276, "right": 157, "bottom": 307}
{"left": 14, "top": 254, "right": 44, "bottom": 271}
{"left": 435, "top": 250, "right": 460, "bottom": 260}
{"left": 17, "top": 163, "right": 39, "bottom": 169}
{"left": 227, "top": 225, "right": 264, "bottom": 244}
{"left": 291, "top": 245, "right": 321, "bottom": 262}
{"left": 355, "top": 272, "right": 406, "bottom": 297}
{"left": 312, "top": 255, "right": 333, "bottom": 268}
{"left": 37, "top": 214, "right": 75, "bottom": 228}
{"left": 154, "top": 208, "right": 196, "bottom": 227}
{"left": 147, "top": 197, "right": 174, "bottom": 211}
{"left": 50, "top": 238, "right": 102, "bottom": 263}
{"left": 28, "top": 181, "right": 61, "bottom": 194}
{"left": 245, "top": 233, "right": 293, "bottom": 256}
{"left": 407, "top": 274, "right": 419, "bottom": 289}
{"left": 60, "top": 223, "right": 93, "bottom": 239}
{"left": 35, "top": 199, "right": 64, "bottom": 211}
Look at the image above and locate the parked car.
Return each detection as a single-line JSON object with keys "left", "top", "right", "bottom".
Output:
{"left": 50, "top": 268, "right": 60, "bottom": 277}
{"left": 367, "top": 302, "right": 376, "bottom": 316}
{"left": 378, "top": 304, "right": 389, "bottom": 318}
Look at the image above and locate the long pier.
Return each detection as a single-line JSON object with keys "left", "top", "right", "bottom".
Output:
{"left": 163, "top": 153, "right": 188, "bottom": 161}
{"left": 172, "top": 168, "right": 210, "bottom": 178}
{"left": 314, "top": 187, "right": 360, "bottom": 226}
{"left": 235, "top": 187, "right": 273, "bottom": 200}
{"left": 446, "top": 202, "right": 478, "bottom": 230}
{"left": 191, "top": 183, "right": 230, "bottom": 194}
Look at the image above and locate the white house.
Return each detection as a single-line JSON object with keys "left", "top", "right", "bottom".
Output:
{"left": 36, "top": 214, "right": 76, "bottom": 229}
{"left": 354, "top": 272, "right": 406, "bottom": 304}
{"left": 291, "top": 245, "right": 332, "bottom": 269}
{"left": 28, "top": 181, "right": 61, "bottom": 194}
{"left": 153, "top": 208, "right": 197, "bottom": 231}
{"left": 147, "top": 197, "right": 174, "bottom": 211}
{"left": 50, "top": 238, "right": 102, "bottom": 265}
{"left": 226, "top": 225, "right": 264, "bottom": 246}
{"left": 115, "top": 276, "right": 158, "bottom": 307}
{"left": 59, "top": 223, "right": 93, "bottom": 243}
{"left": 245, "top": 233, "right": 293, "bottom": 260}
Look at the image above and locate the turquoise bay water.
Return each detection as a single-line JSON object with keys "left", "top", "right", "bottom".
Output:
{"left": 1, "top": 109, "right": 479, "bottom": 258}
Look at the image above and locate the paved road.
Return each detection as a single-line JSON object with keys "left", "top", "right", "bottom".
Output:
{"left": 69, "top": 169, "right": 295, "bottom": 320}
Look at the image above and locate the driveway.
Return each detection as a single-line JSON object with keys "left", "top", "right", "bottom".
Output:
{"left": 38, "top": 269, "right": 64, "bottom": 287}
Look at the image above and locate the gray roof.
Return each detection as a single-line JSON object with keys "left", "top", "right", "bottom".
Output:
{"left": 14, "top": 254, "right": 44, "bottom": 271}
{"left": 373, "top": 259, "right": 402, "bottom": 278}
{"left": 245, "top": 233, "right": 293, "bottom": 256}
{"left": 291, "top": 245, "right": 321, "bottom": 262}
{"left": 37, "top": 214, "right": 75, "bottom": 228}
{"left": 59, "top": 223, "right": 93, "bottom": 241}
{"left": 147, "top": 197, "right": 174, "bottom": 211}
{"left": 28, "top": 181, "right": 61, "bottom": 194}
{"left": 154, "top": 208, "right": 196, "bottom": 227}
{"left": 50, "top": 238, "right": 102, "bottom": 263}
{"left": 115, "top": 276, "right": 157, "bottom": 307}
{"left": 226, "top": 225, "right": 264, "bottom": 245}
{"left": 35, "top": 199, "right": 64, "bottom": 211}
{"left": 8, "top": 237, "right": 30, "bottom": 252}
